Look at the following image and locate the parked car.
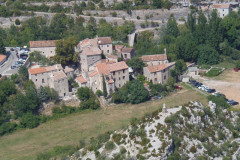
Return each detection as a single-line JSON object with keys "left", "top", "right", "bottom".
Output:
{"left": 233, "top": 68, "right": 239, "bottom": 72}
{"left": 227, "top": 99, "right": 239, "bottom": 106}
{"left": 206, "top": 89, "right": 216, "bottom": 93}
{"left": 10, "top": 48, "right": 14, "bottom": 51}
{"left": 175, "top": 86, "right": 182, "bottom": 90}
{"left": 189, "top": 80, "right": 196, "bottom": 84}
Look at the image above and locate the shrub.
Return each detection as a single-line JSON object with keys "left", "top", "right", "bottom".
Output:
{"left": 96, "top": 90, "right": 103, "bottom": 97}
{"left": 120, "top": 146, "right": 127, "bottom": 154}
{"left": 79, "top": 139, "right": 85, "bottom": 149}
{"left": 112, "top": 133, "right": 122, "bottom": 144}
{"left": 111, "top": 12, "right": 117, "bottom": 17}
{"left": 105, "top": 141, "right": 115, "bottom": 150}
{"left": 190, "top": 146, "right": 197, "bottom": 153}
{"left": 207, "top": 95, "right": 230, "bottom": 109}
{"left": 20, "top": 113, "right": 40, "bottom": 129}
{"left": 15, "top": 18, "right": 21, "bottom": 25}
{"left": 137, "top": 16, "right": 140, "bottom": 19}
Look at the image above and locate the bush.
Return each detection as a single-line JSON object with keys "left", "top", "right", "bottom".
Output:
{"left": 111, "top": 12, "right": 117, "bottom": 17}
{"left": 207, "top": 95, "right": 230, "bottom": 109}
{"left": 0, "top": 122, "right": 17, "bottom": 136}
{"left": 205, "top": 68, "right": 223, "bottom": 77}
{"left": 96, "top": 90, "right": 103, "bottom": 97}
{"left": 105, "top": 141, "right": 115, "bottom": 150}
{"left": 20, "top": 113, "right": 40, "bottom": 129}
{"left": 15, "top": 18, "right": 21, "bottom": 25}
{"left": 190, "top": 146, "right": 197, "bottom": 153}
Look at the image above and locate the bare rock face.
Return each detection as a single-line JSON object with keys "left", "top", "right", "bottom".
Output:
{"left": 68, "top": 101, "right": 240, "bottom": 160}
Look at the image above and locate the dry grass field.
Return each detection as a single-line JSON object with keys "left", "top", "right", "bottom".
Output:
{"left": 0, "top": 87, "right": 207, "bottom": 160}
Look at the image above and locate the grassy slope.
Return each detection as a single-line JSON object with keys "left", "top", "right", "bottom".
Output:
{"left": 0, "top": 88, "right": 207, "bottom": 160}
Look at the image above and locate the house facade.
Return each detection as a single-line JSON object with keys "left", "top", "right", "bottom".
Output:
{"left": 29, "top": 40, "right": 57, "bottom": 59}
{"left": 98, "top": 37, "right": 113, "bottom": 55}
{"left": 143, "top": 62, "right": 175, "bottom": 84}
{"left": 121, "top": 48, "right": 135, "bottom": 60}
{"left": 212, "top": 4, "right": 231, "bottom": 18}
{"left": 142, "top": 54, "right": 168, "bottom": 66}
{"left": 28, "top": 64, "right": 70, "bottom": 97}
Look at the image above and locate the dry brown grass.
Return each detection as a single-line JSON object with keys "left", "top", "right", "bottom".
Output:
{"left": 0, "top": 88, "right": 207, "bottom": 160}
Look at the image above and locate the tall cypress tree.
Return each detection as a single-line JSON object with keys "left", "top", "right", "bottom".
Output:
{"left": 102, "top": 75, "right": 107, "bottom": 98}
{"left": 0, "top": 38, "right": 6, "bottom": 55}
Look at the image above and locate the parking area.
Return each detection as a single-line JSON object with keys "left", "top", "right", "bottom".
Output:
{"left": 193, "top": 70, "right": 240, "bottom": 106}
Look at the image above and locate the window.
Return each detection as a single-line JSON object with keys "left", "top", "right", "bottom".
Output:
{"left": 124, "top": 54, "right": 127, "bottom": 58}
{"left": 42, "top": 79, "right": 45, "bottom": 83}
{"left": 118, "top": 72, "right": 120, "bottom": 75}
{"left": 154, "top": 78, "right": 157, "bottom": 82}
{"left": 123, "top": 70, "right": 125, "bottom": 73}
{"left": 51, "top": 51, "right": 52, "bottom": 53}
{"left": 163, "top": 69, "right": 165, "bottom": 72}
{"left": 35, "top": 79, "right": 37, "bottom": 82}
{"left": 119, "top": 77, "right": 121, "bottom": 80}
{"left": 113, "top": 71, "right": 115, "bottom": 75}
{"left": 119, "top": 84, "right": 121, "bottom": 87}
{"left": 107, "top": 45, "right": 109, "bottom": 47}
{"left": 154, "top": 72, "right": 156, "bottom": 76}
{"left": 164, "top": 76, "right": 166, "bottom": 80}
{"left": 123, "top": 76, "right": 125, "bottom": 79}
{"left": 107, "top": 50, "right": 109, "bottom": 53}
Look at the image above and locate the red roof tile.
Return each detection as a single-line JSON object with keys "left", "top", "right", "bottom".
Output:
{"left": 142, "top": 54, "right": 167, "bottom": 62}
{"left": 81, "top": 47, "right": 102, "bottom": 56}
{"left": 30, "top": 40, "right": 56, "bottom": 48}
{"left": 0, "top": 54, "right": 6, "bottom": 63}
{"left": 29, "top": 67, "right": 47, "bottom": 75}
{"left": 97, "top": 37, "right": 112, "bottom": 45}
{"left": 213, "top": 4, "right": 230, "bottom": 8}
{"left": 122, "top": 48, "right": 134, "bottom": 53}
{"left": 89, "top": 71, "right": 98, "bottom": 77}
{"left": 146, "top": 62, "right": 175, "bottom": 73}
{"left": 76, "top": 75, "right": 87, "bottom": 84}
{"left": 108, "top": 79, "right": 114, "bottom": 84}
{"left": 106, "top": 54, "right": 118, "bottom": 59}
{"left": 51, "top": 71, "right": 67, "bottom": 81}
{"left": 108, "top": 61, "right": 128, "bottom": 72}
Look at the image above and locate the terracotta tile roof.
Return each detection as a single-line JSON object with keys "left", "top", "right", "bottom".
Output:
{"left": 122, "top": 48, "right": 134, "bottom": 53}
{"left": 76, "top": 75, "right": 87, "bottom": 84}
{"left": 146, "top": 62, "right": 175, "bottom": 73}
{"left": 28, "top": 64, "right": 62, "bottom": 75}
{"left": 108, "top": 61, "right": 128, "bottom": 72}
{"left": 79, "top": 38, "right": 98, "bottom": 48}
{"left": 97, "top": 37, "right": 112, "bottom": 45}
{"left": 114, "top": 45, "right": 124, "bottom": 51}
{"left": 29, "top": 40, "right": 56, "bottom": 48}
{"left": 46, "top": 64, "right": 63, "bottom": 72}
{"left": 0, "top": 54, "right": 6, "bottom": 63}
{"left": 51, "top": 71, "right": 67, "bottom": 81}
{"left": 108, "top": 79, "right": 114, "bottom": 84}
{"left": 29, "top": 67, "right": 47, "bottom": 75}
{"left": 106, "top": 54, "right": 118, "bottom": 59}
{"left": 142, "top": 54, "right": 167, "bottom": 62}
{"left": 81, "top": 47, "right": 102, "bottom": 56}
{"left": 213, "top": 4, "right": 230, "bottom": 8}
{"left": 96, "top": 63, "right": 110, "bottom": 75}
{"left": 89, "top": 71, "right": 98, "bottom": 77}
{"left": 64, "top": 67, "right": 74, "bottom": 73}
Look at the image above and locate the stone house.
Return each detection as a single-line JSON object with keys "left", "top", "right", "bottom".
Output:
{"left": 106, "top": 54, "right": 118, "bottom": 63}
{"left": 212, "top": 4, "right": 231, "bottom": 18}
{"left": 64, "top": 67, "right": 74, "bottom": 79}
{"left": 187, "top": 67, "right": 199, "bottom": 78}
{"left": 114, "top": 45, "right": 124, "bottom": 57}
{"left": 76, "top": 75, "right": 88, "bottom": 87}
{"left": 29, "top": 40, "right": 57, "bottom": 59}
{"left": 97, "top": 37, "right": 113, "bottom": 55}
{"left": 28, "top": 64, "right": 69, "bottom": 97}
{"left": 121, "top": 48, "right": 135, "bottom": 60}
{"left": 142, "top": 54, "right": 168, "bottom": 66}
{"left": 143, "top": 62, "right": 175, "bottom": 84}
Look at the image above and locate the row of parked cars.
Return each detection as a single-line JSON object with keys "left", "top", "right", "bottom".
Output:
{"left": 189, "top": 79, "right": 239, "bottom": 106}
{"left": 11, "top": 58, "right": 26, "bottom": 69}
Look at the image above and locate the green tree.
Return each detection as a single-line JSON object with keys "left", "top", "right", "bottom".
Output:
{"left": 38, "top": 86, "right": 48, "bottom": 102}
{"left": 166, "top": 14, "right": 179, "bottom": 37}
{"left": 126, "top": 58, "right": 145, "bottom": 74}
{"left": 175, "top": 59, "right": 187, "bottom": 76}
{"left": 18, "top": 66, "right": 28, "bottom": 81}
{"left": 236, "top": 60, "right": 240, "bottom": 69}
{"left": 54, "top": 37, "right": 78, "bottom": 65}
{"left": 77, "top": 87, "right": 91, "bottom": 101}
{"left": 0, "top": 38, "right": 6, "bottom": 55}
{"left": 44, "top": 87, "right": 59, "bottom": 101}
{"left": 15, "top": 18, "right": 21, "bottom": 25}
{"left": 128, "top": 80, "right": 149, "bottom": 104}
{"left": 197, "top": 44, "right": 219, "bottom": 65}
{"left": 102, "top": 76, "right": 107, "bottom": 98}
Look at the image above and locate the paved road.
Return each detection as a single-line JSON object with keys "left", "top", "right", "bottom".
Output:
{"left": 0, "top": 48, "right": 18, "bottom": 75}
